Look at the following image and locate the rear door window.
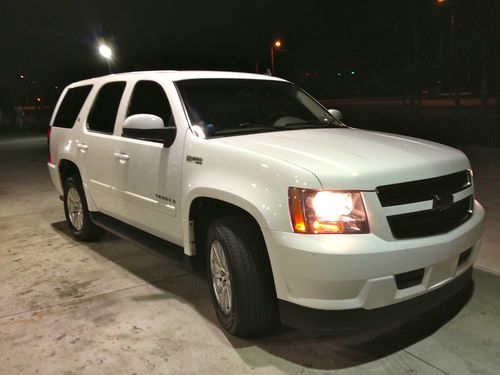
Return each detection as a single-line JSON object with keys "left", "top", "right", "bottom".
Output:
{"left": 52, "top": 85, "right": 93, "bottom": 128}
{"left": 87, "top": 81, "right": 126, "bottom": 134}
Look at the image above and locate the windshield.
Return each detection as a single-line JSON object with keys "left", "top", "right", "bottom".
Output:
{"left": 175, "top": 79, "right": 344, "bottom": 138}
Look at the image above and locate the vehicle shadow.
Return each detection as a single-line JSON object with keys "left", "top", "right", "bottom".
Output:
{"left": 51, "top": 220, "right": 474, "bottom": 371}
{"left": 234, "top": 282, "right": 473, "bottom": 370}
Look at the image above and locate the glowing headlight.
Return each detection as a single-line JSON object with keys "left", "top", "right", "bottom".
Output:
{"left": 289, "top": 187, "right": 369, "bottom": 234}
{"left": 311, "top": 191, "right": 354, "bottom": 220}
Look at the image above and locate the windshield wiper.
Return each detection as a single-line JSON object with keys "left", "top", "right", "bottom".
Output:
{"left": 238, "top": 122, "right": 272, "bottom": 128}
{"left": 275, "top": 121, "right": 333, "bottom": 128}
{"left": 211, "top": 120, "right": 343, "bottom": 137}
{"left": 277, "top": 118, "right": 345, "bottom": 128}
{"left": 214, "top": 127, "right": 278, "bottom": 136}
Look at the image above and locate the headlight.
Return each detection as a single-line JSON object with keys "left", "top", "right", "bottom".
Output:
{"left": 288, "top": 187, "right": 369, "bottom": 234}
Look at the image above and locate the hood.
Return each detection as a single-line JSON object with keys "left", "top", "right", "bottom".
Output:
{"left": 212, "top": 128, "right": 470, "bottom": 190}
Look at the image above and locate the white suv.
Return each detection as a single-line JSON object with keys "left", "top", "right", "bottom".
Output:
{"left": 48, "top": 71, "right": 485, "bottom": 336}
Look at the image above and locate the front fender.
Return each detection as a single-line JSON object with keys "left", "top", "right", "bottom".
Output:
{"left": 180, "top": 134, "right": 322, "bottom": 255}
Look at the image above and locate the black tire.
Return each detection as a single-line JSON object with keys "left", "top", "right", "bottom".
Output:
{"left": 63, "top": 176, "right": 105, "bottom": 242}
{"left": 206, "top": 216, "right": 276, "bottom": 336}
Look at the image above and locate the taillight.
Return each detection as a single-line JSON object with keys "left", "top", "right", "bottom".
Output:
{"left": 47, "top": 126, "right": 53, "bottom": 164}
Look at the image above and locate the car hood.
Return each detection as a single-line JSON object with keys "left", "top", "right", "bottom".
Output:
{"left": 212, "top": 128, "right": 470, "bottom": 190}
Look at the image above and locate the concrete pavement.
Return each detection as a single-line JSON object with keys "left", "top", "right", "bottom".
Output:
{"left": 0, "top": 135, "right": 499, "bottom": 374}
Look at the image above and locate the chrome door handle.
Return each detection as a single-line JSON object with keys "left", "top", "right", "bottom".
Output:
{"left": 76, "top": 143, "right": 89, "bottom": 150}
{"left": 113, "top": 152, "right": 130, "bottom": 161}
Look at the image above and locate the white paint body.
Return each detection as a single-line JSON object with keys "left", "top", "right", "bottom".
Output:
{"left": 48, "top": 71, "right": 485, "bottom": 311}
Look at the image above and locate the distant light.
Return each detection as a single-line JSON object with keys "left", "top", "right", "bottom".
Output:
{"left": 36, "top": 97, "right": 41, "bottom": 102}
{"left": 436, "top": 0, "right": 446, "bottom": 3}
{"left": 337, "top": 72, "right": 341, "bottom": 77}
{"left": 274, "top": 40, "right": 282, "bottom": 48}
{"left": 55, "top": 86, "right": 59, "bottom": 89}
{"left": 19, "top": 75, "right": 24, "bottom": 79}
{"left": 98, "top": 44, "right": 112, "bottom": 59}
{"left": 351, "top": 71, "right": 355, "bottom": 75}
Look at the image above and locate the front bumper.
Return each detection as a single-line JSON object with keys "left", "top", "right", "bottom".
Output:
{"left": 279, "top": 266, "right": 473, "bottom": 332}
{"left": 262, "top": 201, "right": 484, "bottom": 313}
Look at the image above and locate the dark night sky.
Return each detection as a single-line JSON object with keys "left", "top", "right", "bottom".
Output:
{"left": 0, "top": 1, "right": 414, "bottom": 84}
{"left": 4, "top": 0, "right": 498, "bottom": 106}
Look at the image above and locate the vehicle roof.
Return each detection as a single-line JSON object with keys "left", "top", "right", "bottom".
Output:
{"left": 66, "top": 70, "right": 288, "bottom": 88}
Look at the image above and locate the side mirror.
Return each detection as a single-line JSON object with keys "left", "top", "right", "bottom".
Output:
{"left": 122, "top": 114, "right": 176, "bottom": 147}
{"left": 328, "top": 109, "right": 342, "bottom": 121}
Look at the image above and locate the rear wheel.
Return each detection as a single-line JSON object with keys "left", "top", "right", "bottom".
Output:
{"left": 63, "top": 176, "right": 104, "bottom": 241}
{"left": 206, "top": 216, "right": 276, "bottom": 336}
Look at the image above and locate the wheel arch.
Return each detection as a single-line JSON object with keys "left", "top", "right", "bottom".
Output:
{"left": 58, "top": 158, "right": 98, "bottom": 211}
{"left": 186, "top": 192, "right": 267, "bottom": 253}
{"left": 184, "top": 190, "right": 274, "bottom": 277}
{"left": 187, "top": 195, "right": 264, "bottom": 279}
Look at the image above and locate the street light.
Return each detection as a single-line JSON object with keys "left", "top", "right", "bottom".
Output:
{"left": 270, "top": 39, "right": 283, "bottom": 75}
{"left": 98, "top": 44, "right": 112, "bottom": 59}
{"left": 98, "top": 43, "right": 113, "bottom": 73}
{"left": 435, "top": 0, "right": 456, "bottom": 98}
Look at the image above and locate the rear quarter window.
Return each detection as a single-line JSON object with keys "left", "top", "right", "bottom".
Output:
{"left": 52, "top": 85, "right": 93, "bottom": 128}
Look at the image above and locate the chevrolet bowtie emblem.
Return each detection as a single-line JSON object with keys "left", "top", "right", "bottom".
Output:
{"left": 432, "top": 193, "right": 453, "bottom": 210}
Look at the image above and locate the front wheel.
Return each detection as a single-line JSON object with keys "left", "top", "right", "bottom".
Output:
{"left": 63, "top": 176, "right": 104, "bottom": 242}
{"left": 206, "top": 216, "right": 276, "bottom": 336}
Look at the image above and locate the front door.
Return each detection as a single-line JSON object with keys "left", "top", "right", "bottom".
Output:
{"left": 111, "top": 80, "right": 183, "bottom": 243}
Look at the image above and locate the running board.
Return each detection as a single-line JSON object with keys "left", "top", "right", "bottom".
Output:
{"left": 90, "top": 212, "right": 198, "bottom": 272}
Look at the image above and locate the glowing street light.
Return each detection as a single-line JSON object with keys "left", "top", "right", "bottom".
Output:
{"left": 98, "top": 43, "right": 113, "bottom": 73}
{"left": 98, "top": 44, "right": 112, "bottom": 59}
{"left": 270, "top": 39, "right": 283, "bottom": 75}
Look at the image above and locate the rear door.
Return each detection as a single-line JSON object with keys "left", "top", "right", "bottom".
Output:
{"left": 112, "top": 79, "right": 183, "bottom": 243}
{"left": 78, "top": 81, "right": 126, "bottom": 215}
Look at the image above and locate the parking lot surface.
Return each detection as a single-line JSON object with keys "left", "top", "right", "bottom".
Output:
{"left": 1, "top": 135, "right": 499, "bottom": 374}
